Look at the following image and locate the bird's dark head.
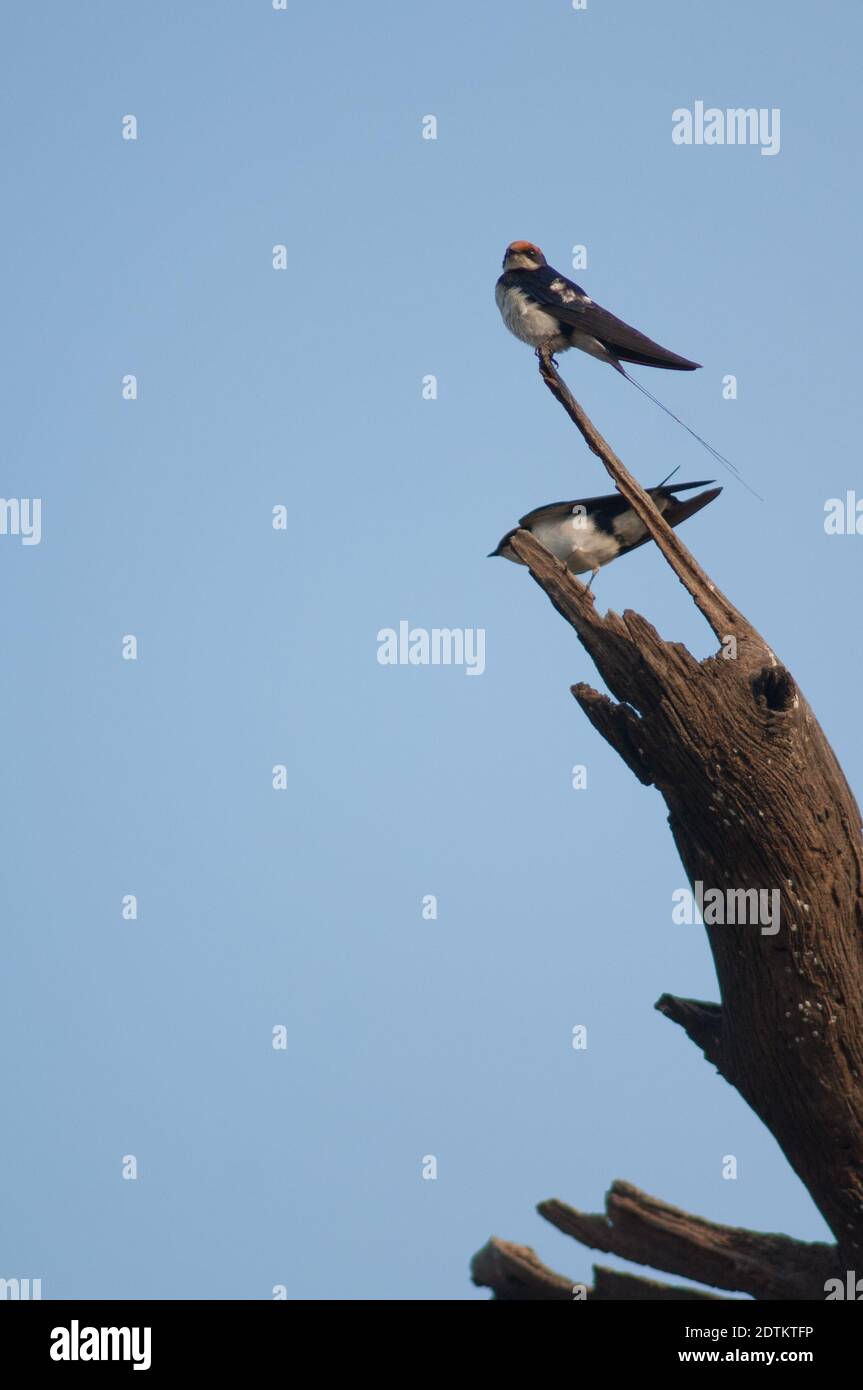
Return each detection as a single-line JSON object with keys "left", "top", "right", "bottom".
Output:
{"left": 502, "top": 241, "right": 547, "bottom": 272}
{"left": 487, "top": 529, "right": 522, "bottom": 563}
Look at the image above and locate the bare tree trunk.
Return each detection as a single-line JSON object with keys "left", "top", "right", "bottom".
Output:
{"left": 473, "top": 353, "right": 863, "bottom": 1299}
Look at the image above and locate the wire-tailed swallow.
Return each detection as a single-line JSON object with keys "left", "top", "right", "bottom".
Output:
{"left": 495, "top": 242, "right": 760, "bottom": 497}
{"left": 489, "top": 477, "right": 721, "bottom": 585}
{"left": 495, "top": 241, "right": 700, "bottom": 372}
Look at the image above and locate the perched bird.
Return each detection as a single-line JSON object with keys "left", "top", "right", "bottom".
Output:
{"left": 495, "top": 242, "right": 759, "bottom": 498}
{"left": 495, "top": 242, "right": 700, "bottom": 371}
{"left": 489, "top": 478, "right": 721, "bottom": 586}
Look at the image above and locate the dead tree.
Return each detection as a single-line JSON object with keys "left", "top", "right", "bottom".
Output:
{"left": 472, "top": 351, "right": 863, "bottom": 1300}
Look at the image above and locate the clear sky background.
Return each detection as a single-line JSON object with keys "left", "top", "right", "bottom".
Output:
{"left": 2, "top": 0, "right": 860, "bottom": 1300}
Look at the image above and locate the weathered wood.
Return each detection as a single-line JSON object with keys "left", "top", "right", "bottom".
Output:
{"left": 470, "top": 1238, "right": 573, "bottom": 1301}
{"left": 590, "top": 1267, "right": 722, "bottom": 1301}
{"left": 470, "top": 1235, "right": 727, "bottom": 1301}
{"left": 475, "top": 354, "right": 863, "bottom": 1294}
{"left": 539, "top": 1182, "right": 838, "bottom": 1301}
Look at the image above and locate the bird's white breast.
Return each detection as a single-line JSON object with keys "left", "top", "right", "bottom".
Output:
{"left": 495, "top": 283, "right": 568, "bottom": 349}
{"left": 530, "top": 514, "right": 622, "bottom": 574}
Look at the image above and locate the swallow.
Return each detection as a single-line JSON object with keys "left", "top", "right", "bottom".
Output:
{"left": 489, "top": 477, "right": 721, "bottom": 586}
{"left": 495, "top": 241, "right": 700, "bottom": 372}
{"left": 494, "top": 242, "right": 759, "bottom": 497}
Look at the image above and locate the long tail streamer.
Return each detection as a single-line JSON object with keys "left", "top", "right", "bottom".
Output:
{"left": 619, "top": 365, "right": 764, "bottom": 502}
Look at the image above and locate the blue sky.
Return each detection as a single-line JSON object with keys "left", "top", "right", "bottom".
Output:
{"left": 1, "top": 0, "right": 859, "bottom": 1299}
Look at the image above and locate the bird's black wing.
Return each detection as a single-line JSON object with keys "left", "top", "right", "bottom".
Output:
{"left": 519, "top": 267, "right": 701, "bottom": 370}
{"left": 613, "top": 486, "right": 723, "bottom": 560}
{"left": 520, "top": 481, "right": 716, "bottom": 527}
{"left": 660, "top": 485, "right": 722, "bottom": 529}
{"left": 664, "top": 479, "right": 716, "bottom": 494}
{"left": 519, "top": 493, "right": 635, "bottom": 527}
{"left": 520, "top": 483, "right": 720, "bottom": 556}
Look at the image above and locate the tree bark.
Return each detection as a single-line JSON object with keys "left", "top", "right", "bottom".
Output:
{"left": 539, "top": 1182, "right": 837, "bottom": 1301}
{"left": 473, "top": 353, "right": 863, "bottom": 1296}
{"left": 470, "top": 1233, "right": 726, "bottom": 1301}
